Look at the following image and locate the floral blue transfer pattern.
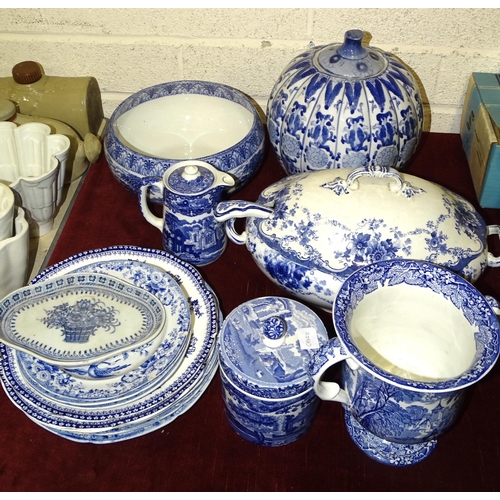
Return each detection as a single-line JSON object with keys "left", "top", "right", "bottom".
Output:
{"left": 232, "top": 167, "right": 491, "bottom": 309}
{"left": 267, "top": 39, "right": 423, "bottom": 175}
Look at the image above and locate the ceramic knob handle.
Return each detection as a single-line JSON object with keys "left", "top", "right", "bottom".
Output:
{"left": 182, "top": 165, "right": 200, "bottom": 179}
{"left": 263, "top": 316, "right": 287, "bottom": 348}
{"left": 337, "top": 29, "right": 367, "bottom": 60}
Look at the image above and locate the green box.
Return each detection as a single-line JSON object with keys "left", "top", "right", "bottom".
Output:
{"left": 460, "top": 73, "right": 500, "bottom": 209}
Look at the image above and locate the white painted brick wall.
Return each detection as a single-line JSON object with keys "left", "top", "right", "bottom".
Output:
{"left": 1, "top": 8, "right": 499, "bottom": 133}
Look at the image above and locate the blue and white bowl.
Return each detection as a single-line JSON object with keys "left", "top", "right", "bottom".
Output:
{"left": 104, "top": 80, "right": 266, "bottom": 203}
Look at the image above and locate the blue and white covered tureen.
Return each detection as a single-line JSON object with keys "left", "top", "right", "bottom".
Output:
{"left": 267, "top": 29, "right": 424, "bottom": 175}
{"left": 215, "top": 166, "right": 500, "bottom": 310}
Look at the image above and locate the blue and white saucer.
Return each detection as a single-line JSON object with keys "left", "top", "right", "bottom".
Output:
{"left": 344, "top": 411, "right": 437, "bottom": 466}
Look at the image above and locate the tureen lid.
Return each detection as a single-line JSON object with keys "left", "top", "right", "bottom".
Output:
{"left": 314, "top": 29, "right": 388, "bottom": 79}
{"left": 218, "top": 296, "right": 329, "bottom": 398}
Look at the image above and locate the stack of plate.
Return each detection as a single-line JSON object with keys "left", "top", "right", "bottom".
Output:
{"left": 0, "top": 245, "right": 221, "bottom": 443}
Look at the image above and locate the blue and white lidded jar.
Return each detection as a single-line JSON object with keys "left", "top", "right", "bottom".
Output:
{"left": 218, "top": 296, "right": 329, "bottom": 446}
{"left": 267, "top": 29, "right": 424, "bottom": 175}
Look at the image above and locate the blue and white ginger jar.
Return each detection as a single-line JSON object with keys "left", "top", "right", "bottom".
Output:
{"left": 267, "top": 29, "right": 424, "bottom": 175}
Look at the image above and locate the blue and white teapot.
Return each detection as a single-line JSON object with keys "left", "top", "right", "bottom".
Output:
{"left": 267, "top": 29, "right": 424, "bottom": 175}
{"left": 215, "top": 166, "right": 500, "bottom": 310}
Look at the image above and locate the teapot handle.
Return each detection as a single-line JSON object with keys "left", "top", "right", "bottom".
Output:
{"left": 214, "top": 200, "right": 273, "bottom": 245}
{"left": 139, "top": 176, "right": 164, "bottom": 232}
{"left": 310, "top": 336, "right": 352, "bottom": 405}
{"left": 487, "top": 225, "right": 500, "bottom": 267}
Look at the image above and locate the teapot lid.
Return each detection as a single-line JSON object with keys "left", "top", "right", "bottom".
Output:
{"left": 314, "top": 29, "right": 388, "bottom": 79}
{"left": 165, "top": 159, "right": 235, "bottom": 195}
{"left": 167, "top": 163, "right": 215, "bottom": 194}
{"left": 218, "top": 296, "right": 329, "bottom": 398}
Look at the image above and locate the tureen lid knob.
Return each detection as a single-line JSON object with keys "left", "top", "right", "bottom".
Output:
{"left": 315, "top": 28, "right": 388, "bottom": 78}
{"left": 337, "top": 29, "right": 367, "bottom": 60}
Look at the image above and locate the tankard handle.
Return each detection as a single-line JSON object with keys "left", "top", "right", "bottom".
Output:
{"left": 486, "top": 225, "right": 500, "bottom": 268}
{"left": 309, "top": 336, "right": 353, "bottom": 405}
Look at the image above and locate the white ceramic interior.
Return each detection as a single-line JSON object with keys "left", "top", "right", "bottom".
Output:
{"left": 349, "top": 284, "right": 476, "bottom": 382}
{"left": 114, "top": 94, "right": 254, "bottom": 159}
{"left": 0, "top": 122, "right": 70, "bottom": 236}
{"left": 0, "top": 207, "right": 29, "bottom": 300}
{"left": 0, "top": 182, "right": 15, "bottom": 241}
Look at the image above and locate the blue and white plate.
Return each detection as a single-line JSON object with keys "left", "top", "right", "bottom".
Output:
{"left": 0, "top": 273, "right": 166, "bottom": 367}
{"left": 0, "top": 246, "right": 219, "bottom": 435}
{"left": 14, "top": 261, "right": 192, "bottom": 408}
{"left": 34, "top": 346, "right": 219, "bottom": 443}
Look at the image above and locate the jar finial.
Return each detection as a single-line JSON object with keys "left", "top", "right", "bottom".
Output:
{"left": 337, "top": 29, "right": 367, "bottom": 60}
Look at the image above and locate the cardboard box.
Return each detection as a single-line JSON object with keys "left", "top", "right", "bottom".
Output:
{"left": 460, "top": 73, "right": 500, "bottom": 209}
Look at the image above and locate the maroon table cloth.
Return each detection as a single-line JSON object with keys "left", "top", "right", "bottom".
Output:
{"left": 2, "top": 132, "right": 500, "bottom": 492}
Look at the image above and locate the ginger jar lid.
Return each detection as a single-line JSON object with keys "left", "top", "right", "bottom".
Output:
{"left": 218, "top": 296, "right": 329, "bottom": 399}
{"left": 314, "top": 29, "right": 388, "bottom": 79}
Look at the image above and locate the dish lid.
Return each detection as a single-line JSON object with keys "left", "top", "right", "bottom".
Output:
{"left": 0, "top": 273, "right": 166, "bottom": 366}
{"left": 218, "top": 296, "right": 329, "bottom": 398}
{"left": 248, "top": 166, "right": 487, "bottom": 276}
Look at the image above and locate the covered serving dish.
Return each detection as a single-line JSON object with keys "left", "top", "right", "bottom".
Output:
{"left": 215, "top": 166, "right": 500, "bottom": 310}
{"left": 266, "top": 29, "right": 424, "bottom": 175}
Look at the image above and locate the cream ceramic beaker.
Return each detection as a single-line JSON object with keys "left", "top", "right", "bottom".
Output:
{"left": 0, "top": 181, "right": 15, "bottom": 241}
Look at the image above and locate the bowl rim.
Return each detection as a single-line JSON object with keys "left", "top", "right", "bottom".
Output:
{"left": 106, "top": 79, "right": 261, "bottom": 162}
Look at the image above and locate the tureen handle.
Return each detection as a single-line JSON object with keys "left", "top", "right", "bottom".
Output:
{"left": 486, "top": 225, "right": 500, "bottom": 267}
{"left": 214, "top": 200, "right": 273, "bottom": 245}
{"left": 328, "top": 166, "right": 425, "bottom": 198}
{"left": 485, "top": 295, "right": 500, "bottom": 316}
{"left": 310, "top": 336, "right": 354, "bottom": 405}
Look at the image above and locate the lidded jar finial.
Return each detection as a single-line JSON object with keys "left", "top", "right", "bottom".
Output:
{"left": 337, "top": 29, "right": 367, "bottom": 60}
